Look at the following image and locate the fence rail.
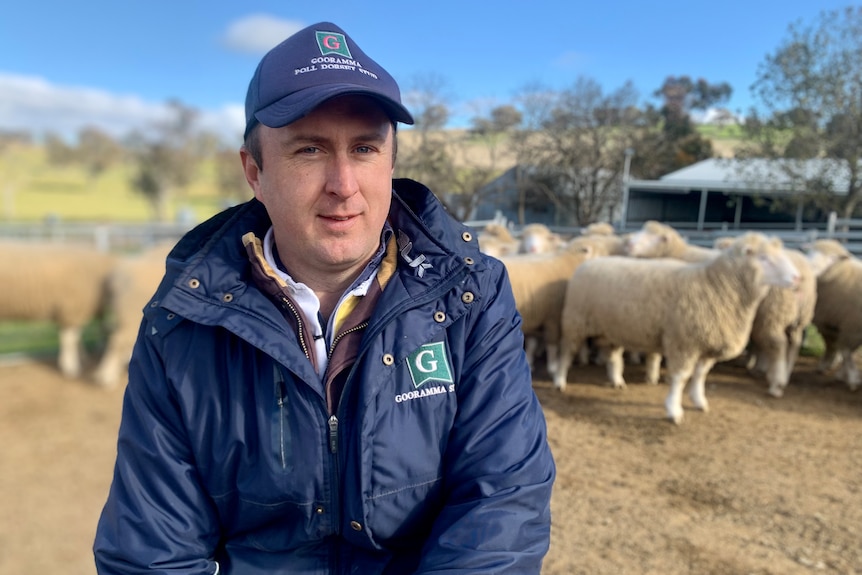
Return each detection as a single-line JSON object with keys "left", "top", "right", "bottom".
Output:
{"left": 464, "top": 211, "right": 862, "bottom": 256}
{"left": 3, "top": 212, "right": 862, "bottom": 256}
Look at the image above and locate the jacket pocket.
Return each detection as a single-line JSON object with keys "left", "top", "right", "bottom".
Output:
{"left": 273, "top": 364, "right": 291, "bottom": 470}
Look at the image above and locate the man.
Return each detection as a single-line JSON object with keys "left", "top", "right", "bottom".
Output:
{"left": 94, "top": 21, "right": 555, "bottom": 574}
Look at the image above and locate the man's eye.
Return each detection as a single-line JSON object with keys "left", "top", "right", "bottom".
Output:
{"left": 300, "top": 146, "right": 319, "bottom": 154}
{"left": 355, "top": 145, "right": 372, "bottom": 153}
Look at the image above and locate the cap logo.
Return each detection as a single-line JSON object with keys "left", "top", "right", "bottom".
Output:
{"left": 315, "top": 31, "right": 352, "bottom": 58}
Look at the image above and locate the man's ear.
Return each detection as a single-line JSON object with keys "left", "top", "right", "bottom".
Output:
{"left": 240, "top": 147, "right": 262, "bottom": 199}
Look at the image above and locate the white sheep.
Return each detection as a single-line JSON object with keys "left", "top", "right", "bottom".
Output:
{"left": 580, "top": 222, "right": 616, "bottom": 236}
{"left": 477, "top": 222, "right": 520, "bottom": 257}
{"left": 554, "top": 233, "right": 800, "bottom": 424}
{"left": 92, "top": 241, "right": 174, "bottom": 388}
{"left": 0, "top": 240, "right": 116, "bottom": 379}
{"left": 625, "top": 220, "right": 720, "bottom": 262}
{"left": 500, "top": 235, "right": 601, "bottom": 374}
{"left": 805, "top": 239, "right": 862, "bottom": 390}
{"left": 518, "top": 223, "right": 565, "bottom": 254}
{"left": 674, "top": 233, "right": 818, "bottom": 399}
{"left": 742, "top": 248, "right": 818, "bottom": 397}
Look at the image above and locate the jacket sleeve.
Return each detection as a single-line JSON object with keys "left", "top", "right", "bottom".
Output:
{"left": 93, "top": 321, "right": 220, "bottom": 575}
{"left": 413, "top": 260, "right": 556, "bottom": 574}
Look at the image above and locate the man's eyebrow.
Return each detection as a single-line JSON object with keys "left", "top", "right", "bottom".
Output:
{"left": 279, "top": 129, "right": 390, "bottom": 149}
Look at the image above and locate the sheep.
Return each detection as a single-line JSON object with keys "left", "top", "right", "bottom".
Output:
{"left": 518, "top": 223, "right": 565, "bottom": 254}
{"left": 671, "top": 233, "right": 818, "bottom": 399}
{"left": 625, "top": 220, "right": 720, "bottom": 262}
{"left": 738, "top": 248, "right": 818, "bottom": 397}
{"left": 92, "top": 241, "right": 174, "bottom": 388}
{"left": 500, "top": 236, "right": 602, "bottom": 375}
{"left": 804, "top": 239, "right": 862, "bottom": 390}
{"left": 580, "top": 222, "right": 616, "bottom": 236}
{"left": 477, "top": 222, "right": 520, "bottom": 257}
{"left": 554, "top": 233, "right": 801, "bottom": 424}
{"left": 0, "top": 240, "right": 116, "bottom": 379}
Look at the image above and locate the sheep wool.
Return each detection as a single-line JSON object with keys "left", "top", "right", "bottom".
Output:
{"left": 500, "top": 237, "right": 599, "bottom": 374}
{"left": 626, "top": 220, "right": 720, "bottom": 262}
{"left": 555, "top": 233, "right": 800, "bottom": 424}
{"left": 93, "top": 241, "right": 174, "bottom": 388}
{"left": 806, "top": 239, "right": 862, "bottom": 390}
{"left": 0, "top": 240, "right": 116, "bottom": 379}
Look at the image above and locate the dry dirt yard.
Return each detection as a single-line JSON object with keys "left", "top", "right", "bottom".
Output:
{"left": 1, "top": 354, "right": 860, "bottom": 575}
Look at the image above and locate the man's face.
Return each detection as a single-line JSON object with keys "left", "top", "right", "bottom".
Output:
{"left": 242, "top": 95, "right": 395, "bottom": 284}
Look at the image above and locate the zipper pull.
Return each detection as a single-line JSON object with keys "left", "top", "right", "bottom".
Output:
{"left": 328, "top": 415, "right": 339, "bottom": 454}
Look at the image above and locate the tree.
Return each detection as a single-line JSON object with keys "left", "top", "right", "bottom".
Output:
{"left": 512, "top": 77, "right": 643, "bottom": 225}
{"left": 129, "top": 100, "right": 201, "bottom": 221}
{"left": 395, "top": 74, "right": 458, "bottom": 205}
{"left": 215, "top": 147, "right": 251, "bottom": 204}
{"left": 76, "top": 127, "right": 123, "bottom": 181}
{"left": 740, "top": 6, "right": 862, "bottom": 218}
{"left": 43, "top": 132, "right": 76, "bottom": 167}
{"left": 633, "top": 76, "right": 731, "bottom": 179}
{"left": 436, "top": 105, "right": 522, "bottom": 221}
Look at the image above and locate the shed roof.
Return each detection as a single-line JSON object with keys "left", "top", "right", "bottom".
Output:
{"left": 629, "top": 158, "right": 854, "bottom": 195}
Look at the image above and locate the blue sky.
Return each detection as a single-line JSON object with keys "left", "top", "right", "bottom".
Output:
{"left": 0, "top": 1, "right": 853, "bottom": 145}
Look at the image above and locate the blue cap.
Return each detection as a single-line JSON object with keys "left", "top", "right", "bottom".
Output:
{"left": 244, "top": 22, "right": 414, "bottom": 138}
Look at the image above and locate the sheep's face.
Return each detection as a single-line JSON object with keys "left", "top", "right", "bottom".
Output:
{"left": 624, "top": 228, "right": 668, "bottom": 258}
{"left": 806, "top": 248, "right": 843, "bottom": 277}
{"left": 741, "top": 236, "right": 800, "bottom": 290}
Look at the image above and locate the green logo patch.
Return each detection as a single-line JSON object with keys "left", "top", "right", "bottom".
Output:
{"left": 407, "top": 342, "right": 454, "bottom": 388}
{"left": 315, "top": 31, "right": 352, "bottom": 58}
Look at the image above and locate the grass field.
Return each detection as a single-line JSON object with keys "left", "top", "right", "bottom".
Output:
{"left": 1, "top": 143, "right": 245, "bottom": 223}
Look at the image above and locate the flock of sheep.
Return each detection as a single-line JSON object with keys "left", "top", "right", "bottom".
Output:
{"left": 0, "top": 240, "right": 172, "bottom": 388}
{"left": 481, "top": 220, "right": 862, "bottom": 424}
{"left": 3, "top": 220, "right": 860, "bottom": 424}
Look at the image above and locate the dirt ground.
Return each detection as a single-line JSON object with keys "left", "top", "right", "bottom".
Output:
{"left": 1, "top": 354, "right": 860, "bottom": 575}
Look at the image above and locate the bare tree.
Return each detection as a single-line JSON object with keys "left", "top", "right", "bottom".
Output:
{"left": 395, "top": 73, "right": 457, "bottom": 201}
{"left": 739, "top": 6, "right": 862, "bottom": 218}
{"left": 76, "top": 127, "right": 123, "bottom": 182}
{"left": 129, "top": 100, "right": 201, "bottom": 221}
{"left": 512, "top": 78, "right": 643, "bottom": 225}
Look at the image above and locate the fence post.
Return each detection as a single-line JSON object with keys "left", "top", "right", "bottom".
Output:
{"left": 827, "top": 212, "right": 837, "bottom": 236}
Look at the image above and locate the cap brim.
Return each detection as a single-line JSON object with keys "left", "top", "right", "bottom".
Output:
{"left": 254, "top": 84, "right": 414, "bottom": 131}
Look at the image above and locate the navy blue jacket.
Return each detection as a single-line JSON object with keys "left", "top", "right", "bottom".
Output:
{"left": 94, "top": 179, "right": 555, "bottom": 574}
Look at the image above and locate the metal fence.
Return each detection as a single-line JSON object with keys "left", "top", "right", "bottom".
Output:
{"left": 464, "top": 212, "right": 862, "bottom": 256}
{"left": 0, "top": 221, "right": 194, "bottom": 253}
{"left": 2, "top": 212, "right": 862, "bottom": 256}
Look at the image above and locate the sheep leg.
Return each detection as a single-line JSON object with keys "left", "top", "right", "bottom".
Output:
{"left": 644, "top": 353, "right": 662, "bottom": 384}
{"left": 688, "top": 358, "right": 716, "bottom": 412}
{"left": 57, "top": 326, "right": 84, "bottom": 379}
{"left": 524, "top": 336, "right": 539, "bottom": 371}
{"left": 544, "top": 342, "right": 559, "bottom": 377}
{"left": 604, "top": 346, "right": 626, "bottom": 389}
{"left": 553, "top": 338, "right": 580, "bottom": 392}
{"left": 763, "top": 335, "right": 789, "bottom": 398}
{"left": 577, "top": 340, "right": 591, "bottom": 366}
{"left": 837, "top": 347, "right": 861, "bottom": 391}
{"left": 664, "top": 358, "right": 697, "bottom": 425}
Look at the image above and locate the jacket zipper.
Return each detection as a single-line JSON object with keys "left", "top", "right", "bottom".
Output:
{"left": 274, "top": 364, "right": 288, "bottom": 469}
{"left": 280, "top": 296, "right": 310, "bottom": 359}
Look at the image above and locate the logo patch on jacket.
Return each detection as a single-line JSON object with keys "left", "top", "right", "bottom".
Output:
{"left": 397, "top": 230, "right": 433, "bottom": 278}
{"left": 406, "top": 342, "right": 454, "bottom": 388}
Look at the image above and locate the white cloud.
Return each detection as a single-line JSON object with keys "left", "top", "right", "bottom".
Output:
{"left": 222, "top": 15, "right": 306, "bottom": 55}
{"left": 0, "top": 72, "right": 246, "bottom": 144}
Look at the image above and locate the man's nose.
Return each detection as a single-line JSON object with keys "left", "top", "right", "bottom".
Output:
{"left": 324, "top": 155, "right": 360, "bottom": 198}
